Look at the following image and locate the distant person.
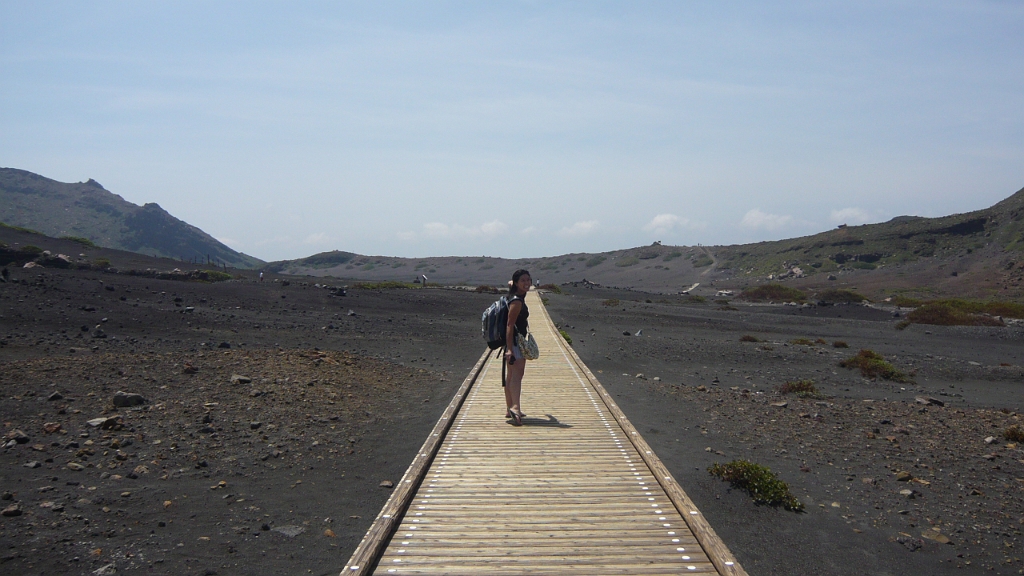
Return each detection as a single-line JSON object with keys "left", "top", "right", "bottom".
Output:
{"left": 504, "top": 269, "right": 531, "bottom": 425}
{"left": 259, "top": 271, "right": 264, "bottom": 282}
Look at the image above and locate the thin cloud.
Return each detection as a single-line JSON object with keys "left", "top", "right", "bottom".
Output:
{"left": 643, "top": 213, "right": 687, "bottom": 235}
{"left": 740, "top": 209, "right": 793, "bottom": 232}
{"left": 409, "top": 220, "right": 510, "bottom": 240}
{"left": 559, "top": 220, "right": 599, "bottom": 237}
{"left": 830, "top": 207, "right": 878, "bottom": 225}
{"left": 303, "top": 232, "right": 331, "bottom": 245}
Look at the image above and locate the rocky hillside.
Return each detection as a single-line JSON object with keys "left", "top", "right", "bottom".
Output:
{"left": 0, "top": 168, "right": 263, "bottom": 269}
{"left": 269, "top": 185, "right": 1024, "bottom": 300}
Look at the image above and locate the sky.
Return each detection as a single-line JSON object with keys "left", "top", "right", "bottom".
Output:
{"left": 1, "top": 2, "right": 1022, "bottom": 261}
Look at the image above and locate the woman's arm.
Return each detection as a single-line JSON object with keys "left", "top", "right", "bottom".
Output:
{"left": 504, "top": 299, "right": 522, "bottom": 360}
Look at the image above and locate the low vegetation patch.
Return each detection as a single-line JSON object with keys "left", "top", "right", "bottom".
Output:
{"left": 691, "top": 254, "right": 713, "bottom": 268}
{"left": 816, "top": 289, "right": 867, "bottom": 303}
{"left": 585, "top": 255, "right": 606, "bottom": 268}
{"left": 739, "top": 335, "right": 759, "bottom": 342}
{"left": 790, "top": 338, "right": 814, "bottom": 346}
{"left": 60, "top": 235, "right": 97, "bottom": 247}
{"left": 839, "top": 349, "right": 911, "bottom": 382}
{"left": 203, "top": 270, "right": 233, "bottom": 282}
{"left": 602, "top": 298, "right": 620, "bottom": 307}
{"left": 0, "top": 222, "right": 42, "bottom": 235}
{"left": 833, "top": 341, "right": 849, "bottom": 348}
{"left": 92, "top": 258, "right": 111, "bottom": 269}
{"left": 614, "top": 256, "right": 639, "bottom": 267}
{"left": 559, "top": 329, "right": 572, "bottom": 345}
{"left": 898, "top": 302, "right": 1007, "bottom": 329}
{"left": 1004, "top": 425, "right": 1024, "bottom": 443}
{"left": 353, "top": 281, "right": 419, "bottom": 290}
{"left": 20, "top": 245, "right": 44, "bottom": 255}
{"left": 708, "top": 460, "right": 804, "bottom": 511}
{"left": 778, "top": 379, "right": 822, "bottom": 398}
{"left": 663, "top": 251, "right": 682, "bottom": 262}
{"left": 683, "top": 295, "right": 706, "bottom": 304}
{"left": 538, "top": 283, "right": 562, "bottom": 294}
{"left": 474, "top": 285, "right": 500, "bottom": 294}
{"left": 737, "top": 283, "right": 806, "bottom": 303}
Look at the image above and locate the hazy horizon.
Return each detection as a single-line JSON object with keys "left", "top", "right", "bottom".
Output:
{"left": 3, "top": 2, "right": 1022, "bottom": 261}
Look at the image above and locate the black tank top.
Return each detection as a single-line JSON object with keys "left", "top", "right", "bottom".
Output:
{"left": 509, "top": 295, "right": 529, "bottom": 335}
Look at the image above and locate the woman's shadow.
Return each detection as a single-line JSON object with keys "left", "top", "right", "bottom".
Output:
{"left": 514, "top": 414, "right": 572, "bottom": 428}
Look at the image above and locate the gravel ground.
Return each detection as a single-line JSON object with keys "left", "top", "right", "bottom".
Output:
{"left": 4, "top": 265, "right": 1024, "bottom": 575}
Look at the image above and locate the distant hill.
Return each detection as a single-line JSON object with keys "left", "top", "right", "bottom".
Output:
{"left": 0, "top": 168, "right": 263, "bottom": 269}
{"left": 269, "top": 185, "right": 1024, "bottom": 300}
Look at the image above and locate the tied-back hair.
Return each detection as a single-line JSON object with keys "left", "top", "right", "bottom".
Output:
{"left": 508, "top": 269, "right": 531, "bottom": 297}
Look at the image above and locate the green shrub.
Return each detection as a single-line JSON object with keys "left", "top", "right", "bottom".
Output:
{"left": 538, "top": 283, "right": 562, "bottom": 294}
{"left": 1004, "top": 425, "right": 1024, "bottom": 443}
{"left": 737, "top": 283, "right": 806, "bottom": 303}
{"left": 615, "top": 256, "right": 639, "bottom": 267}
{"left": 602, "top": 298, "right": 620, "bottom": 307}
{"left": 684, "top": 295, "right": 706, "bottom": 304}
{"left": 833, "top": 341, "right": 849, "bottom": 348}
{"left": 92, "top": 258, "right": 112, "bottom": 269}
{"left": 20, "top": 245, "right": 44, "bottom": 255}
{"left": 839, "top": 349, "right": 910, "bottom": 382}
{"left": 0, "top": 222, "right": 42, "bottom": 234}
{"left": 816, "top": 289, "right": 867, "bottom": 303}
{"left": 708, "top": 460, "right": 803, "bottom": 511}
{"left": 790, "top": 338, "right": 814, "bottom": 346}
{"left": 663, "top": 251, "right": 683, "bottom": 262}
{"left": 585, "top": 255, "right": 606, "bottom": 268}
{"left": 851, "top": 262, "right": 876, "bottom": 270}
{"left": 778, "top": 379, "right": 819, "bottom": 398}
{"left": 691, "top": 255, "right": 713, "bottom": 268}
{"left": 739, "top": 335, "right": 759, "bottom": 342}
{"left": 559, "top": 329, "right": 572, "bottom": 345}
{"left": 60, "top": 236, "right": 97, "bottom": 247}
{"left": 904, "top": 302, "right": 1005, "bottom": 327}
{"left": 353, "top": 281, "right": 418, "bottom": 290}
{"left": 204, "top": 270, "right": 232, "bottom": 282}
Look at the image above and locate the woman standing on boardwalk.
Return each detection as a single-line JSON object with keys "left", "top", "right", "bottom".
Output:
{"left": 504, "top": 269, "right": 531, "bottom": 426}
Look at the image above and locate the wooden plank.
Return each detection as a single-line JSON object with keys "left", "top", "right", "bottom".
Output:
{"left": 343, "top": 290, "right": 745, "bottom": 576}
{"left": 340, "top": 347, "right": 492, "bottom": 575}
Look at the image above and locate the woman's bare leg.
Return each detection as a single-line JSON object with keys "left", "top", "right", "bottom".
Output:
{"left": 505, "top": 359, "right": 526, "bottom": 416}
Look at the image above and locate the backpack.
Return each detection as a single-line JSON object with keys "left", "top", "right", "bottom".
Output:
{"left": 481, "top": 296, "right": 509, "bottom": 349}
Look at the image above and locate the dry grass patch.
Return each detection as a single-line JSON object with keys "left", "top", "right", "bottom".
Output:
{"left": 708, "top": 460, "right": 804, "bottom": 511}
{"left": 839, "top": 349, "right": 911, "bottom": 383}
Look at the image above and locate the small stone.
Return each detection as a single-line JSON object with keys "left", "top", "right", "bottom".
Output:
{"left": 272, "top": 525, "right": 305, "bottom": 537}
{"left": 652, "top": 377, "right": 661, "bottom": 382}
{"left": 1, "top": 504, "right": 22, "bottom": 517}
{"left": 250, "top": 422, "right": 261, "bottom": 430}
{"left": 218, "top": 342, "right": 231, "bottom": 349}
{"left": 899, "top": 489, "right": 915, "bottom": 498}
{"left": 230, "top": 374, "right": 252, "bottom": 384}
{"left": 896, "top": 471, "right": 912, "bottom": 482}
{"left": 47, "top": 391, "right": 63, "bottom": 401}
{"left": 921, "top": 529, "right": 952, "bottom": 545}
{"left": 24, "top": 461, "right": 41, "bottom": 469}
{"left": 914, "top": 396, "right": 944, "bottom": 407}
{"left": 984, "top": 436, "right": 997, "bottom": 444}
{"left": 379, "top": 480, "right": 394, "bottom": 488}
{"left": 92, "top": 563, "right": 117, "bottom": 575}
{"left": 182, "top": 363, "right": 198, "bottom": 375}
{"left": 112, "top": 391, "right": 147, "bottom": 407}
{"left": 323, "top": 529, "right": 336, "bottom": 538}
{"left": 67, "top": 462, "right": 85, "bottom": 471}
{"left": 7, "top": 430, "right": 30, "bottom": 444}
{"left": 696, "top": 385, "right": 707, "bottom": 392}
{"left": 42, "top": 422, "right": 62, "bottom": 434}
{"left": 770, "top": 401, "right": 788, "bottom": 408}
{"left": 1, "top": 492, "right": 12, "bottom": 500}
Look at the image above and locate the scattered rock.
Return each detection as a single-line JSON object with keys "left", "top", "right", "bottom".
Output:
{"left": 896, "top": 471, "right": 913, "bottom": 482}
{"left": 914, "top": 396, "right": 943, "bottom": 407}
{"left": 1, "top": 504, "right": 22, "bottom": 517}
{"left": 7, "top": 430, "right": 30, "bottom": 444}
{"left": 92, "top": 563, "right": 117, "bottom": 575}
{"left": 921, "top": 529, "right": 952, "bottom": 545}
{"left": 250, "top": 422, "right": 261, "bottom": 430}
{"left": 42, "top": 422, "right": 62, "bottom": 434}
{"left": 230, "top": 374, "right": 252, "bottom": 384}
{"left": 182, "top": 363, "right": 198, "bottom": 374}
{"left": 218, "top": 342, "right": 231, "bottom": 349}
{"left": 23, "top": 461, "right": 41, "bottom": 469}
{"left": 379, "top": 480, "right": 394, "bottom": 488}
{"left": 112, "top": 391, "right": 147, "bottom": 407}
{"left": 271, "top": 525, "right": 305, "bottom": 537}
{"left": 47, "top": 391, "right": 63, "bottom": 401}
{"left": 770, "top": 401, "right": 788, "bottom": 408}
{"left": 896, "top": 535, "right": 923, "bottom": 551}
{"left": 984, "top": 436, "right": 997, "bottom": 444}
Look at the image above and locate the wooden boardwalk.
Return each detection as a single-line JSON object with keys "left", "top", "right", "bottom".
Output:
{"left": 343, "top": 291, "right": 746, "bottom": 575}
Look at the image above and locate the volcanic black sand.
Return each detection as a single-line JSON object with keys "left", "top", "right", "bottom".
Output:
{"left": 2, "top": 267, "right": 1024, "bottom": 575}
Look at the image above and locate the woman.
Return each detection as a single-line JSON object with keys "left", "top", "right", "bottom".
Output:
{"left": 503, "top": 269, "right": 531, "bottom": 426}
